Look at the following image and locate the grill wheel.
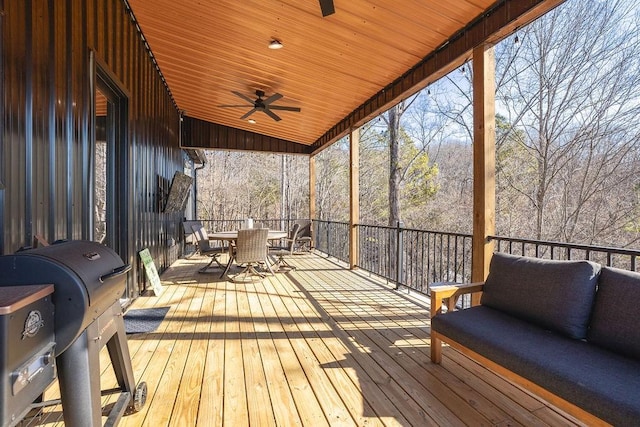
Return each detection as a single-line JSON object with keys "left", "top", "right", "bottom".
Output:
{"left": 132, "top": 382, "right": 148, "bottom": 413}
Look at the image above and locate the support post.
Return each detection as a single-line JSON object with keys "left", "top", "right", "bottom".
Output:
{"left": 471, "top": 44, "right": 496, "bottom": 298}
{"left": 349, "top": 128, "right": 360, "bottom": 269}
{"left": 309, "top": 155, "right": 316, "bottom": 247}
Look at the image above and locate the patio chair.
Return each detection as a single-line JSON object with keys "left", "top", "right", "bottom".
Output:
{"left": 182, "top": 220, "right": 203, "bottom": 257}
{"left": 269, "top": 223, "right": 300, "bottom": 271}
{"left": 294, "top": 220, "right": 312, "bottom": 252}
{"left": 191, "top": 223, "right": 226, "bottom": 274}
{"left": 230, "top": 228, "right": 273, "bottom": 282}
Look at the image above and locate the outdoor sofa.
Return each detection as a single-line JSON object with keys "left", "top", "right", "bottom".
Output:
{"left": 430, "top": 252, "right": 640, "bottom": 426}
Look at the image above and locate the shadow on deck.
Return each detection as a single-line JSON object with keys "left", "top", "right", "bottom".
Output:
{"left": 42, "top": 252, "right": 584, "bottom": 426}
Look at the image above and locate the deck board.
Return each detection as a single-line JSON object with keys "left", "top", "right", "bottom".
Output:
{"left": 38, "top": 252, "right": 584, "bottom": 426}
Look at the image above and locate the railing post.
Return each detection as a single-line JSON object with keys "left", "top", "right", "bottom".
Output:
{"left": 395, "top": 221, "right": 404, "bottom": 290}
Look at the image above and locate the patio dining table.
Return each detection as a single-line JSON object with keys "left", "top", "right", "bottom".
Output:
{"left": 209, "top": 229, "right": 288, "bottom": 242}
{"left": 209, "top": 229, "right": 288, "bottom": 278}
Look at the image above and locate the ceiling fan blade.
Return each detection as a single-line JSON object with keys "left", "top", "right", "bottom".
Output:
{"left": 262, "top": 93, "right": 283, "bottom": 106}
{"left": 232, "top": 91, "right": 256, "bottom": 104}
{"left": 269, "top": 105, "right": 301, "bottom": 112}
{"left": 218, "top": 104, "right": 252, "bottom": 108}
{"left": 263, "top": 109, "right": 282, "bottom": 121}
{"left": 240, "top": 108, "right": 257, "bottom": 119}
{"left": 319, "top": 0, "right": 335, "bottom": 17}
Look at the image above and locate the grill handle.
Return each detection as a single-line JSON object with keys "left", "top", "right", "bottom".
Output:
{"left": 99, "top": 264, "right": 132, "bottom": 283}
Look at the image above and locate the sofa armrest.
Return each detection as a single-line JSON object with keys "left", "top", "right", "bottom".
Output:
{"left": 430, "top": 282, "right": 485, "bottom": 318}
{"left": 430, "top": 282, "right": 484, "bottom": 364}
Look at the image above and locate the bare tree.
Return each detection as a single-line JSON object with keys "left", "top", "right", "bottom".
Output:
{"left": 377, "top": 96, "right": 440, "bottom": 227}
{"left": 386, "top": 103, "right": 403, "bottom": 226}
{"left": 495, "top": 0, "right": 640, "bottom": 244}
{"left": 415, "top": 0, "right": 640, "bottom": 245}
{"left": 196, "top": 150, "right": 309, "bottom": 223}
{"left": 399, "top": 78, "right": 474, "bottom": 234}
{"left": 315, "top": 140, "right": 349, "bottom": 221}
{"left": 358, "top": 121, "right": 389, "bottom": 223}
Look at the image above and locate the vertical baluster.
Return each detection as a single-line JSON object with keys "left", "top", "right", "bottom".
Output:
{"left": 426, "top": 232, "right": 432, "bottom": 285}
{"left": 446, "top": 234, "right": 451, "bottom": 282}
{"left": 454, "top": 235, "right": 459, "bottom": 283}
{"left": 393, "top": 222, "right": 400, "bottom": 289}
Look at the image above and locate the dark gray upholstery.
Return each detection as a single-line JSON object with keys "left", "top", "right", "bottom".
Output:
{"left": 432, "top": 306, "right": 640, "bottom": 425}
{"left": 480, "top": 252, "right": 600, "bottom": 339}
{"left": 588, "top": 266, "right": 640, "bottom": 360}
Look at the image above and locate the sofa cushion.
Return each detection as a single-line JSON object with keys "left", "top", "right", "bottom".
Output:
{"left": 588, "top": 266, "right": 640, "bottom": 360}
{"left": 432, "top": 306, "right": 640, "bottom": 425}
{"left": 480, "top": 252, "right": 600, "bottom": 339}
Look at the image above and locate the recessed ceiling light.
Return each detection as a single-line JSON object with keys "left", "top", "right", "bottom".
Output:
{"left": 268, "top": 39, "right": 283, "bottom": 49}
{"left": 248, "top": 119, "right": 257, "bottom": 124}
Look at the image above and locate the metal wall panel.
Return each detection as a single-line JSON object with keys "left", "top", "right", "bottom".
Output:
{"left": 1, "top": 0, "right": 183, "bottom": 295}
{"left": 183, "top": 116, "right": 311, "bottom": 155}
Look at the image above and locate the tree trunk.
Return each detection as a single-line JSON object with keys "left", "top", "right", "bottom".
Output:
{"left": 388, "top": 105, "right": 401, "bottom": 226}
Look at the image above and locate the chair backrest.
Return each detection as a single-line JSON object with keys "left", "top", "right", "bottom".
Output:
{"left": 296, "top": 221, "right": 311, "bottom": 238}
{"left": 286, "top": 224, "right": 301, "bottom": 252}
{"left": 183, "top": 220, "right": 203, "bottom": 244}
{"left": 191, "top": 224, "right": 212, "bottom": 251}
{"left": 235, "top": 228, "right": 268, "bottom": 264}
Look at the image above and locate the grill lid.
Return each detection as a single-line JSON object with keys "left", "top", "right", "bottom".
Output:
{"left": 0, "top": 240, "right": 130, "bottom": 353}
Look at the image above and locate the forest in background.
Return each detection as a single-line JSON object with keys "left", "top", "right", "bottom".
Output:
{"left": 196, "top": 0, "right": 640, "bottom": 249}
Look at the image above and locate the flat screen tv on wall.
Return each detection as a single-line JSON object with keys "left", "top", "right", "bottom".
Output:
{"left": 163, "top": 171, "right": 193, "bottom": 213}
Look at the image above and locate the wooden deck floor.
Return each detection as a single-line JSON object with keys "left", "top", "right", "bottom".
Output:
{"left": 38, "top": 252, "right": 584, "bottom": 426}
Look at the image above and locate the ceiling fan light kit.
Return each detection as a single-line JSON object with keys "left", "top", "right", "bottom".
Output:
{"left": 268, "top": 39, "right": 283, "bottom": 49}
{"left": 218, "top": 89, "right": 301, "bottom": 122}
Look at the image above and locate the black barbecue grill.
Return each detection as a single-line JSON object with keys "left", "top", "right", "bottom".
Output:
{"left": 0, "top": 240, "right": 146, "bottom": 427}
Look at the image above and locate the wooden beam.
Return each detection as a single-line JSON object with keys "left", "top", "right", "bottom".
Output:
{"left": 309, "top": 155, "right": 316, "bottom": 247}
{"left": 349, "top": 128, "right": 360, "bottom": 270}
{"left": 471, "top": 44, "right": 496, "bottom": 286}
{"left": 310, "top": 0, "right": 566, "bottom": 155}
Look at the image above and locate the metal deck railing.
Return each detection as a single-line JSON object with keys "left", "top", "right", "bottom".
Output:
{"left": 196, "top": 218, "right": 640, "bottom": 296}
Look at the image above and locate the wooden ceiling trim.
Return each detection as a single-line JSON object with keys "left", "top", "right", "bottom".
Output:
{"left": 182, "top": 116, "right": 311, "bottom": 155}
{"left": 310, "top": 0, "right": 566, "bottom": 155}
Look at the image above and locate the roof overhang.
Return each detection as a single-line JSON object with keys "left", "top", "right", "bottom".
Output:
{"left": 128, "top": 0, "right": 566, "bottom": 156}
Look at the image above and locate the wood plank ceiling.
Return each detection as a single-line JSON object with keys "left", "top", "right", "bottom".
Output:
{"left": 126, "top": 0, "right": 561, "bottom": 150}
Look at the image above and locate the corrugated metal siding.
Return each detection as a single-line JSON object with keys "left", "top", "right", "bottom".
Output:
{"left": 1, "top": 0, "right": 183, "bottom": 295}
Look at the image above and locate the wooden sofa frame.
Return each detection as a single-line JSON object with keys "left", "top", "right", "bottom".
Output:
{"left": 429, "top": 282, "right": 610, "bottom": 427}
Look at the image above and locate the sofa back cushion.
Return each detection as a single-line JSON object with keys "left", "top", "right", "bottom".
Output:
{"left": 481, "top": 252, "right": 600, "bottom": 339}
{"left": 588, "top": 267, "right": 640, "bottom": 360}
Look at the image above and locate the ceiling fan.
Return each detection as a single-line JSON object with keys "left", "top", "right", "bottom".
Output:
{"left": 319, "top": 0, "right": 335, "bottom": 17}
{"left": 218, "top": 90, "right": 301, "bottom": 122}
